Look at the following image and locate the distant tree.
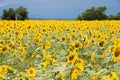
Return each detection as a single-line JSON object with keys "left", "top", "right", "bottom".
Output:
{"left": 76, "top": 15, "right": 83, "bottom": 20}
{"left": 76, "top": 6, "right": 108, "bottom": 20}
{"left": 16, "top": 6, "right": 29, "bottom": 20}
{"left": 2, "top": 10, "right": 9, "bottom": 20}
{"left": 1, "top": 8, "right": 15, "bottom": 20}
{"left": 109, "top": 15, "right": 116, "bottom": 20}
{"left": 8, "top": 8, "right": 16, "bottom": 20}
{"left": 116, "top": 13, "right": 120, "bottom": 20}
{"left": 1, "top": 6, "right": 29, "bottom": 20}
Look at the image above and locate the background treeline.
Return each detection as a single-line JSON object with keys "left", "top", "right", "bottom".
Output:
{"left": 77, "top": 6, "right": 120, "bottom": 20}
{"left": 1, "top": 6, "right": 28, "bottom": 20}
{"left": 0, "top": 6, "right": 120, "bottom": 20}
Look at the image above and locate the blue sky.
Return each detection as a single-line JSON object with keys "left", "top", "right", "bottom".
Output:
{"left": 0, "top": 0, "right": 120, "bottom": 19}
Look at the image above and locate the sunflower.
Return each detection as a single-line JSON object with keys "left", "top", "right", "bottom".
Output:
{"left": 28, "top": 67, "right": 36, "bottom": 78}
{"left": 71, "top": 69, "right": 79, "bottom": 80}
{"left": 91, "top": 52, "right": 95, "bottom": 61}
{"left": 0, "top": 65, "right": 7, "bottom": 79}
{"left": 41, "top": 49, "right": 46, "bottom": 58}
{"left": 44, "top": 40, "right": 51, "bottom": 49}
{"left": 98, "top": 39, "right": 106, "bottom": 47}
{"left": 1, "top": 46, "right": 9, "bottom": 54}
{"left": 84, "top": 37, "right": 89, "bottom": 48}
{"left": 1, "top": 64, "right": 8, "bottom": 72}
{"left": 9, "top": 42, "right": 14, "bottom": 48}
{"left": 35, "top": 38, "right": 42, "bottom": 45}
{"left": 19, "top": 47, "right": 25, "bottom": 55}
{"left": 68, "top": 51, "right": 78, "bottom": 65}
{"left": 111, "top": 72, "right": 119, "bottom": 80}
{"left": 91, "top": 74, "right": 99, "bottom": 80}
{"left": 61, "top": 36, "right": 66, "bottom": 42}
{"left": 19, "top": 55, "right": 26, "bottom": 61}
{"left": 0, "top": 40, "right": 5, "bottom": 45}
{"left": 52, "top": 58, "right": 56, "bottom": 66}
{"left": 31, "top": 52, "right": 36, "bottom": 58}
{"left": 77, "top": 58, "right": 84, "bottom": 65}
{"left": 112, "top": 45, "right": 120, "bottom": 62}
{"left": 100, "top": 50, "right": 108, "bottom": 59}
{"left": 74, "top": 42, "right": 82, "bottom": 50}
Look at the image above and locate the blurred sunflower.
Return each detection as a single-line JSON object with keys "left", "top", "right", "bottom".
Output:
{"left": 112, "top": 45, "right": 120, "bottom": 62}
{"left": 1, "top": 46, "right": 9, "bottom": 54}
{"left": 74, "top": 42, "right": 82, "bottom": 50}
{"left": 111, "top": 72, "right": 119, "bottom": 80}
{"left": 44, "top": 40, "right": 51, "bottom": 49}
{"left": 71, "top": 69, "right": 79, "bottom": 80}
{"left": 68, "top": 51, "right": 78, "bottom": 65}
{"left": 99, "top": 40, "right": 106, "bottom": 47}
{"left": 28, "top": 67, "right": 36, "bottom": 78}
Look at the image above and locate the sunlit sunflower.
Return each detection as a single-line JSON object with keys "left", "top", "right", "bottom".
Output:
{"left": 0, "top": 40, "right": 5, "bottom": 45}
{"left": 1, "top": 64, "right": 8, "bottom": 72}
{"left": 91, "top": 52, "right": 95, "bottom": 61}
{"left": 19, "top": 47, "right": 25, "bottom": 55}
{"left": 61, "top": 36, "right": 66, "bottom": 42}
{"left": 35, "top": 38, "right": 42, "bottom": 45}
{"left": 71, "top": 69, "right": 79, "bottom": 80}
{"left": 84, "top": 36, "right": 89, "bottom": 48}
{"left": 1, "top": 46, "right": 9, "bottom": 54}
{"left": 111, "top": 72, "right": 119, "bottom": 80}
{"left": 41, "top": 49, "right": 46, "bottom": 58}
{"left": 74, "top": 42, "right": 82, "bottom": 50}
{"left": 112, "top": 45, "right": 120, "bottom": 62}
{"left": 19, "top": 55, "right": 26, "bottom": 61}
{"left": 52, "top": 58, "right": 56, "bottom": 66}
{"left": 31, "top": 52, "right": 36, "bottom": 58}
{"left": 44, "top": 40, "right": 51, "bottom": 49}
{"left": 91, "top": 74, "right": 99, "bottom": 80}
{"left": 100, "top": 50, "right": 108, "bottom": 59}
{"left": 28, "top": 67, "right": 36, "bottom": 78}
{"left": 9, "top": 42, "right": 14, "bottom": 48}
{"left": 68, "top": 51, "right": 78, "bottom": 65}
{"left": 77, "top": 58, "right": 84, "bottom": 65}
{"left": 98, "top": 40, "right": 106, "bottom": 47}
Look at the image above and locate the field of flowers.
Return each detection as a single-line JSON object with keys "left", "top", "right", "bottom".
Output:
{"left": 0, "top": 20, "right": 120, "bottom": 80}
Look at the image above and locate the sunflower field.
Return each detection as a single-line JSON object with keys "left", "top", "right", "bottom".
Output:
{"left": 0, "top": 20, "right": 120, "bottom": 80}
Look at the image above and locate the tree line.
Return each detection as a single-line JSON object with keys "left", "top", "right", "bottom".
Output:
{"left": 0, "top": 6, "right": 120, "bottom": 20}
{"left": 76, "top": 6, "right": 120, "bottom": 20}
{"left": 1, "top": 6, "right": 28, "bottom": 20}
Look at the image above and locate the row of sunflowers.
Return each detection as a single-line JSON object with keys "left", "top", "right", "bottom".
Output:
{"left": 0, "top": 20, "right": 120, "bottom": 80}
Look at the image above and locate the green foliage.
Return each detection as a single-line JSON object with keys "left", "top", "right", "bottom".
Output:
{"left": 108, "top": 13, "right": 120, "bottom": 20}
{"left": 77, "top": 6, "right": 120, "bottom": 20}
{"left": 77, "top": 6, "right": 108, "bottom": 20}
{"left": 109, "top": 15, "right": 116, "bottom": 20}
{"left": 1, "top": 6, "right": 29, "bottom": 20}
{"left": 16, "top": 6, "right": 29, "bottom": 20}
{"left": 116, "top": 13, "right": 120, "bottom": 20}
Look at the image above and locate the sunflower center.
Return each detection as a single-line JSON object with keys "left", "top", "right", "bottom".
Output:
{"left": 30, "top": 70, "right": 34, "bottom": 74}
{"left": 75, "top": 43, "right": 80, "bottom": 48}
{"left": 69, "top": 55, "right": 74, "bottom": 60}
{"left": 62, "top": 37, "right": 65, "bottom": 41}
{"left": 99, "top": 41, "right": 104, "bottom": 46}
{"left": 114, "top": 51, "right": 120, "bottom": 57}
{"left": 115, "top": 47, "right": 120, "bottom": 57}
{"left": 2, "top": 47, "right": 7, "bottom": 52}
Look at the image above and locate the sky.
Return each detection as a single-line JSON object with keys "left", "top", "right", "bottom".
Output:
{"left": 0, "top": 0, "right": 120, "bottom": 19}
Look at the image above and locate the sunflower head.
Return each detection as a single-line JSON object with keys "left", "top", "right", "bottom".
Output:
{"left": 68, "top": 51, "right": 78, "bottom": 65}
{"left": 28, "top": 67, "right": 36, "bottom": 78}
{"left": 112, "top": 45, "right": 120, "bottom": 62}
{"left": 74, "top": 42, "right": 82, "bottom": 50}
